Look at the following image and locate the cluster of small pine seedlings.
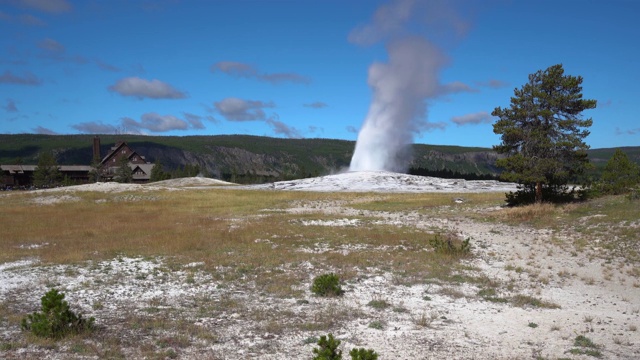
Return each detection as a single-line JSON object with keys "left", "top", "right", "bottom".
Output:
{"left": 429, "top": 233, "right": 471, "bottom": 256}
{"left": 312, "top": 333, "right": 378, "bottom": 360}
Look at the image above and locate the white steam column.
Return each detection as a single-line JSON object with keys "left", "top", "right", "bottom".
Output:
{"left": 350, "top": 37, "right": 446, "bottom": 173}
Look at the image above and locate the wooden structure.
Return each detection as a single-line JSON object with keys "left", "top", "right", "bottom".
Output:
{"left": 1, "top": 137, "right": 154, "bottom": 188}
{"left": 97, "top": 140, "right": 154, "bottom": 183}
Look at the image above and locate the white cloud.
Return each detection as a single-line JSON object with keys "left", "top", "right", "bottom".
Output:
{"left": 213, "top": 97, "right": 274, "bottom": 121}
{"left": 108, "top": 77, "right": 187, "bottom": 100}
{"left": 451, "top": 111, "right": 493, "bottom": 126}
{"left": 121, "top": 113, "right": 200, "bottom": 132}
{"left": 72, "top": 121, "right": 118, "bottom": 134}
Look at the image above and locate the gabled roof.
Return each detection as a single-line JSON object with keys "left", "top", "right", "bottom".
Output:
{"left": 100, "top": 141, "right": 130, "bottom": 164}
{"left": 131, "top": 164, "right": 154, "bottom": 180}
{"left": 100, "top": 141, "right": 145, "bottom": 165}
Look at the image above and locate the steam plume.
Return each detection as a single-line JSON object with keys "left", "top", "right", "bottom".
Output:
{"left": 349, "top": 0, "right": 470, "bottom": 172}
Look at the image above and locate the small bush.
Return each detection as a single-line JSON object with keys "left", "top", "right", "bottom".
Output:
{"left": 312, "top": 333, "right": 342, "bottom": 360}
{"left": 349, "top": 347, "right": 379, "bottom": 360}
{"left": 429, "top": 233, "right": 471, "bottom": 256}
{"left": 367, "top": 299, "right": 390, "bottom": 310}
{"left": 568, "top": 335, "right": 602, "bottom": 358}
{"left": 368, "top": 320, "right": 384, "bottom": 330}
{"left": 21, "top": 288, "right": 94, "bottom": 339}
{"left": 574, "top": 335, "right": 597, "bottom": 348}
{"left": 311, "top": 273, "right": 343, "bottom": 297}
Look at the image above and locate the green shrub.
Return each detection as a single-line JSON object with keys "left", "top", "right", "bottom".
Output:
{"left": 368, "top": 320, "right": 384, "bottom": 330}
{"left": 366, "top": 299, "right": 389, "bottom": 310}
{"left": 349, "top": 347, "right": 379, "bottom": 360}
{"left": 429, "top": 233, "right": 471, "bottom": 256}
{"left": 21, "top": 288, "right": 95, "bottom": 339}
{"left": 568, "top": 335, "right": 602, "bottom": 358}
{"left": 312, "top": 333, "right": 342, "bottom": 360}
{"left": 311, "top": 334, "right": 379, "bottom": 360}
{"left": 311, "top": 273, "right": 343, "bottom": 297}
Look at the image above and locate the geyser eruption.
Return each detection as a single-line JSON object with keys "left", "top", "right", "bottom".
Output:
{"left": 350, "top": 37, "right": 446, "bottom": 172}
{"left": 349, "top": 0, "right": 471, "bottom": 173}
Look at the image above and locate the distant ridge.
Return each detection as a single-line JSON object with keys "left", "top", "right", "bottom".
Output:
{"left": 0, "top": 134, "right": 637, "bottom": 183}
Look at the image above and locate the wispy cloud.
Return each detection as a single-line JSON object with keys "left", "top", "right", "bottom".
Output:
{"left": 417, "top": 121, "right": 448, "bottom": 131}
{"left": 348, "top": 0, "right": 470, "bottom": 46}
{"left": 18, "top": 13, "right": 45, "bottom": 25}
{"left": 600, "top": 99, "right": 612, "bottom": 107}
{"left": 267, "top": 117, "right": 302, "bottom": 139}
{"left": 346, "top": 125, "right": 358, "bottom": 133}
{"left": 121, "top": 112, "right": 202, "bottom": 132}
{"left": 441, "top": 81, "right": 477, "bottom": 94}
{"left": 451, "top": 111, "right": 493, "bottom": 126}
{"left": 182, "top": 112, "right": 209, "bottom": 128}
{"left": 108, "top": 77, "right": 187, "bottom": 100}
{"left": 0, "top": 11, "right": 46, "bottom": 26}
{"left": 212, "top": 97, "right": 301, "bottom": 138}
{"left": 11, "top": 0, "right": 72, "bottom": 14}
{"left": 72, "top": 121, "right": 118, "bottom": 134}
{"left": 308, "top": 125, "right": 323, "bottom": 134}
{"left": 615, "top": 127, "right": 640, "bottom": 135}
{"left": 0, "top": 70, "right": 42, "bottom": 85}
{"left": 38, "top": 37, "right": 65, "bottom": 54}
{"left": 3, "top": 98, "right": 18, "bottom": 112}
{"left": 33, "top": 125, "right": 58, "bottom": 135}
{"left": 476, "top": 79, "right": 509, "bottom": 88}
{"left": 213, "top": 97, "right": 274, "bottom": 121}
{"left": 37, "top": 38, "right": 120, "bottom": 70}
{"left": 304, "top": 101, "right": 328, "bottom": 109}
{"left": 211, "top": 61, "right": 311, "bottom": 85}
{"left": 95, "top": 60, "right": 121, "bottom": 72}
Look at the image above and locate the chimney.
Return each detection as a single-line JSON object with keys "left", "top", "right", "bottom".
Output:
{"left": 93, "top": 136, "right": 101, "bottom": 163}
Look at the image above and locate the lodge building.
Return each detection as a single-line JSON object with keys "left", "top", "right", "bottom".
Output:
{"left": 1, "top": 137, "right": 154, "bottom": 188}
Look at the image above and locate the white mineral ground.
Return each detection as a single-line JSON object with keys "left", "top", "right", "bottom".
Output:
{"left": 1, "top": 171, "right": 638, "bottom": 359}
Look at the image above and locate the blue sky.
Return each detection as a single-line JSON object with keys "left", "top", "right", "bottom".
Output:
{"left": 1, "top": 0, "right": 638, "bottom": 149}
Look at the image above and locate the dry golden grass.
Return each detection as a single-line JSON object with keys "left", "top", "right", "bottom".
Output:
{"left": 492, "top": 203, "right": 558, "bottom": 223}
{"left": 1, "top": 188, "right": 473, "bottom": 297}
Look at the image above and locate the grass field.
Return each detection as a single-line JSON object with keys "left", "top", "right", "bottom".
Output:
{"left": 1, "top": 187, "right": 639, "bottom": 359}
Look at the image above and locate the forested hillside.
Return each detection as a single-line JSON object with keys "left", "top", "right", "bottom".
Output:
{"left": 0, "top": 134, "right": 637, "bottom": 183}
